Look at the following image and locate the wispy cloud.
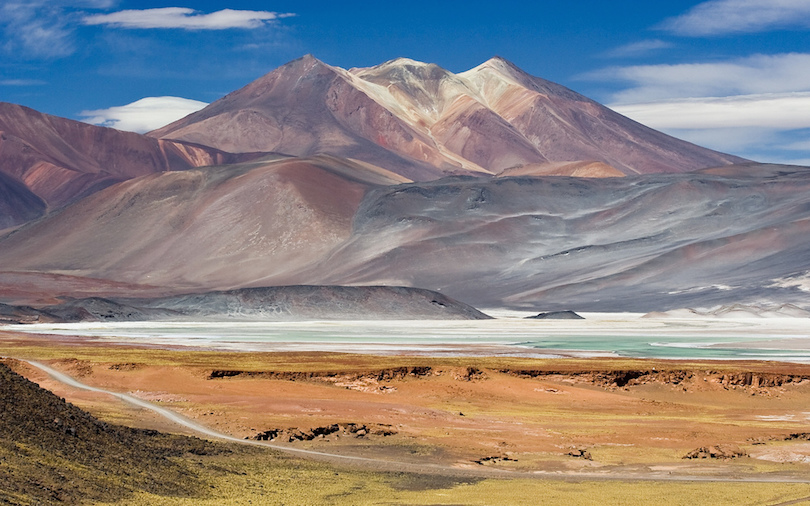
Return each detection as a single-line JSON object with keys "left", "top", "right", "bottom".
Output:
{"left": 610, "top": 93, "right": 810, "bottom": 163}
{"left": 634, "top": 125, "right": 810, "bottom": 166}
{"left": 660, "top": 0, "right": 810, "bottom": 36}
{"left": 588, "top": 53, "right": 810, "bottom": 103}
{"left": 83, "top": 8, "right": 294, "bottom": 30}
{"left": 0, "top": 1, "right": 75, "bottom": 58}
{"left": 0, "top": 78, "right": 47, "bottom": 86}
{"left": 589, "top": 52, "right": 810, "bottom": 165}
{"left": 79, "top": 96, "right": 208, "bottom": 133}
{"left": 1, "top": 4, "right": 294, "bottom": 59}
{"left": 605, "top": 39, "right": 673, "bottom": 58}
{"left": 610, "top": 93, "right": 810, "bottom": 130}
{"left": 0, "top": 0, "right": 116, "bottom": 59}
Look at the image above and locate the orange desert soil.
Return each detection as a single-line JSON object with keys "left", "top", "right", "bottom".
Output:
{"left": 3, "top": 329, "right": 810, "bottom": 479}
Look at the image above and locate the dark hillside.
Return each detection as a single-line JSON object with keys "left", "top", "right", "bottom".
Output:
{"left": 0, "top": 360, "right": 225, "bottom": 504}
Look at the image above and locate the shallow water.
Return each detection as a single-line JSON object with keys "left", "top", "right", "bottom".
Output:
{"left": 11, "top": 313, "right": 810, "bottom": 362}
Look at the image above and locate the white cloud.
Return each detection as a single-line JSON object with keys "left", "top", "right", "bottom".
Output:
{"left": 660, "top": 0, "right": 810, "bottom": 36}
{"left": 591, "top": 53, "right": 810, "bottom": 166}
{"left": 610, "top": 93, "right": 810, "bottom": 130}
{"left": 638, "top": 126, "right": 810, "bottom": 166}
{"left": 656, "top": 127, "right": 776, "bottom": 155}
{"left": 590, "top": 53, "right": 810, "bottom": 103}
{"left": 605, "top": 39, "right": 673, "bottom": 58}
{"left": 79, "top": 96, "right": 208, "bottom": 133}
{"left": 83, "top": 8, "right": 292, "bottom": 30}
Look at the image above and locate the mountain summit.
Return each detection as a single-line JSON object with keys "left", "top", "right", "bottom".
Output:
{"left": 150, "top": 56, "right": 745, "bottom": 178}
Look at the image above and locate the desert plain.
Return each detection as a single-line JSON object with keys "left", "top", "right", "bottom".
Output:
{"left": 3, "top": 314, "right": 810, "bottom": 505}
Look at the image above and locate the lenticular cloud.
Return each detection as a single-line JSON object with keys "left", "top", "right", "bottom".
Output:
{"left": 79, "top": 96, "right": 208, "bottom": 133}
{"left": 83, "top": 7, "right": 291, "bottom": 30}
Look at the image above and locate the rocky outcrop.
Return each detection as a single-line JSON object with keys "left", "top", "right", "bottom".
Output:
{"left": 473, "top": 455, "right": 518, "bottom": 465}
{"left": 254, "top": 423, "right": 396, "bottom": 442}
{"left": 684, "top": 445, "right": 747, "bottom": 460}
{"left": 502, "top": 368, "right": 810, "bottom": 392}
{"left": 209, "top": 366, "right": 434, "bottom": 381}
{"left": 526, "top": 311, "right": 584, "bottom": 320}
{"left": 567, "top": 448, "right": 593, "bottom": 460}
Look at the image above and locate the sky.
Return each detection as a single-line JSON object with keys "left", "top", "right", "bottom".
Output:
{"left": 1, "top": 0, "right": 809, "bottom": 165}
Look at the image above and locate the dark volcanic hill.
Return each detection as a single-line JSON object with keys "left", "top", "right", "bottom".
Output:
{"left": 0, "top": 360, "right": 220, "bottom": 503}
{"left": 0, "top": 102, "right": 246, "bottom": 228}
{"left": 151, "top": 55, "right": 744, "bottom": 178}
{"left": 0, "top": 286, "right": 491, "bottom": 322}
{"left": 135, "top": 285, "right": 491, "bottom": 321}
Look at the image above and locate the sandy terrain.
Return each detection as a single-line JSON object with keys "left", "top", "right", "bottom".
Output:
{"left": 3, "top": 326, "right": 810, "bottom": 485}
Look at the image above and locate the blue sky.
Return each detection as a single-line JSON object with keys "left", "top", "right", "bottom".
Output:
{"left": 1, "top": 0, "right": 809, "bottom": 165}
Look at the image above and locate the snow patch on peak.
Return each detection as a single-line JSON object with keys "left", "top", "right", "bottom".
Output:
{"left": 460, "top": 57, "right": 525, "bottom": 88}
{"left": 382, "top": 57, "right": 433, "bottom": 68}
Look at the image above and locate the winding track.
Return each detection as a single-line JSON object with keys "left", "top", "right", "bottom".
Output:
{"left": 21, "top": 358, "right": 810, "bottom": 486}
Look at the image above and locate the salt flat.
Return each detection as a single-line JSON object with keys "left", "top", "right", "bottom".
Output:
{"left": 13, "top": 313, "right": 810, "bottom": 362}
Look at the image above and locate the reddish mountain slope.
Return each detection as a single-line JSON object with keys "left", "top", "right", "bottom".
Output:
{"left": 151, "top": 55, "right": 745, "bottom": 178}
{"left": 0, "top": 102, "right": 244, "bottom": 216}
{"left": 0, "top": 155, "right": 404, "bottom": 291}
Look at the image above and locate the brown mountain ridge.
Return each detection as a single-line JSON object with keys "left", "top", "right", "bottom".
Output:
{"left": 151, "top": 55, "right": 745, "bottom": 179}
{"left": 0, "top": 102, "right": 256, "bottom": 228}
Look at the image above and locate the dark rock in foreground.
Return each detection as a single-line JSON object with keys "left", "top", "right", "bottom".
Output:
{"left": 0, "top": 360, "right": 221, "bottom": 504}
{"left": 526, "top": 311, "right": 584, "bottom": 320}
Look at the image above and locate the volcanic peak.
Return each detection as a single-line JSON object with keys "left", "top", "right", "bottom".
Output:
{"left": 149, "top": 55, "right": 746, "bottom": 176}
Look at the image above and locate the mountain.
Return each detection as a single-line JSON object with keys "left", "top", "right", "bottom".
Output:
{"left": 0, "top": 155, "right": 406, "bottom": 292}
{"left": 0, "top": 102, "right": 248, "bottom": 228}
{"left": 2, "top": 157, "right": 809, "bottom": 310}
{"left": 0, "top": 55, "right": 744, "bottom": 229}
{"left": 301, "top": 163, "right": 810, "bottom": 310}
{"left": 151, "top": 55, "right": 745, "bottom": 179}
{"left": 1, "top": 56, "right": 800, "bottom": 312}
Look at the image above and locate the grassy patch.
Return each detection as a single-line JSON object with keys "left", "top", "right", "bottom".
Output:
{"left": 116, "top": 449, "right": 810, "bottom": 505}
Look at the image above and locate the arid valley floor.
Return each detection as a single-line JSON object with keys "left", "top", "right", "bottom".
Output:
{"left": 3, "top": 316, "right": 810, "bottom": 505}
